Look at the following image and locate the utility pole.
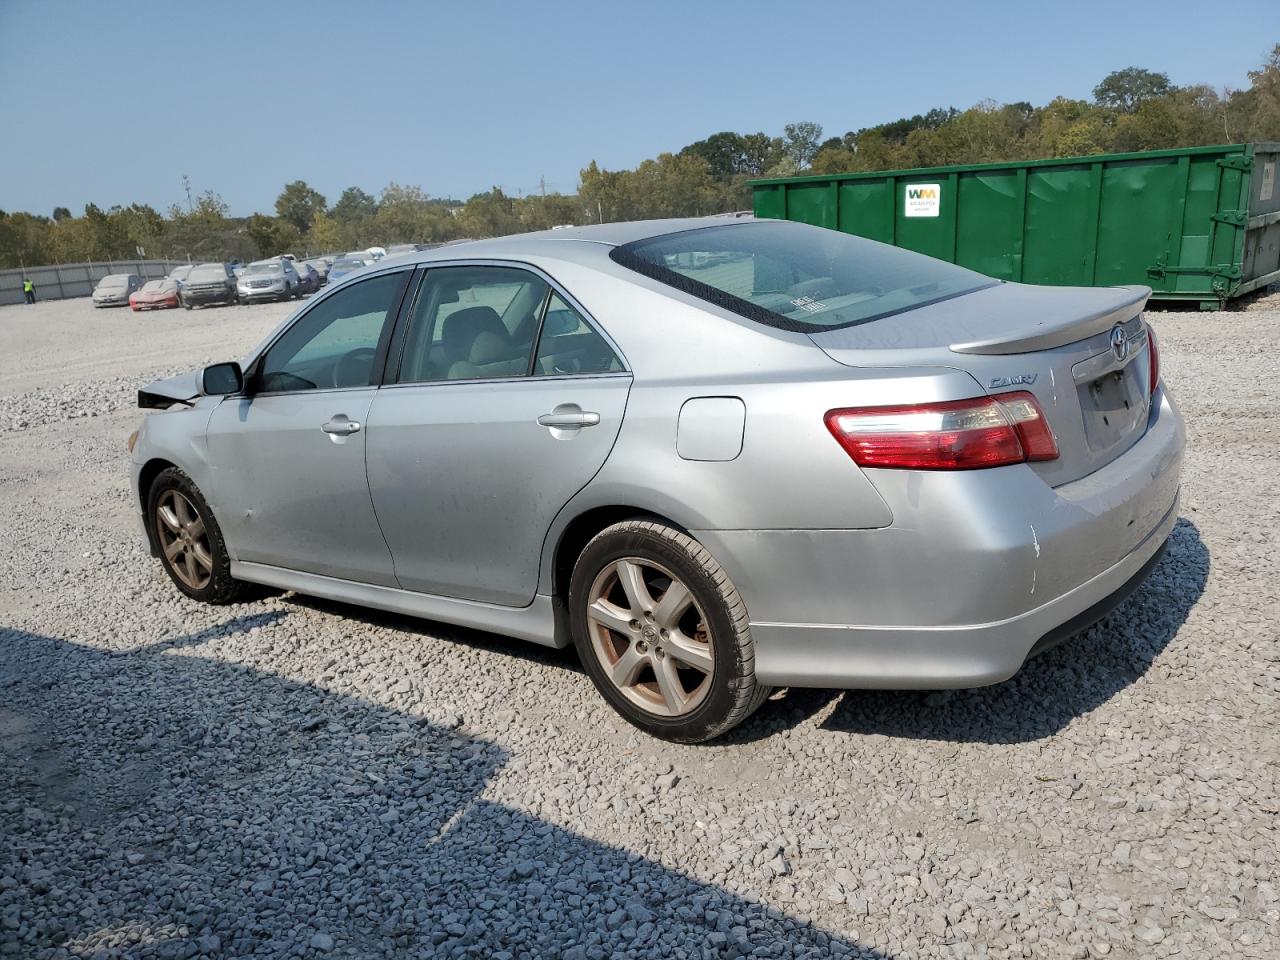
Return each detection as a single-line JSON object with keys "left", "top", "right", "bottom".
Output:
{"left": 182, "top": 175, "right": 193, "bottom": 214}
{"left": 539, "top": 175, "right": 546, "bottom": 198}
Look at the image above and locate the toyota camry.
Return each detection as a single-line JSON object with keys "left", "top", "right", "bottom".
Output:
{"left": 128, "top": 218, "right": 1184, "bottom": 742}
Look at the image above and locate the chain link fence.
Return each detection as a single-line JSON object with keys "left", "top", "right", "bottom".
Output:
{"left": 0, "top": 260, "right": 193, "bottom": 306}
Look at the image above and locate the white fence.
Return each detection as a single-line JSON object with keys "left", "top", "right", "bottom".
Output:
{"left": 0, "top": 260, "right": 192, "bottom": 306}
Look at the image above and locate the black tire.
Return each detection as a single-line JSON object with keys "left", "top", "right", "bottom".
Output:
{"left": 569, "top": 520, "right": 771, "bottom": 743}
{"left": 146, "top": 466, "right": 248, "bottom": 604}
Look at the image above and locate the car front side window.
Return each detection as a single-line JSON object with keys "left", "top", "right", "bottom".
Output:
{"left": 257, "top": 271, "right": 406, "bottom": 393}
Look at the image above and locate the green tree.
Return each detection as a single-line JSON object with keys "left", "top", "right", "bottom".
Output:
{"left": 1237, "top": 43, "right": 1280, "bottom": 141}
{"left": 52, "top": 206, "right": 72, "bottom": 222}
{"left": 373, "top": 183, "right": 455, "bottom": 243}
{"left": 782, "top": 121, "right": 824, "bottom": 170}
{"left": 275, "top": 180, "right": 328, "bottom": 233}
{"left": 330, "top": 186, "right": 378, "bottom": 224}
{"left": 456, "top": 188, "right": 522, "bottom": 238}
{"left": 245, "top": 213, "right": 299, "bottom": 258}
{"left": 306, "top": 211, "right": 343, "bottom": 254}
{"left": 680, "top": 132, "right": 752, "bottom": 180}
{"left": 1093, "top": 67, "right": 1174, "bottom": 113}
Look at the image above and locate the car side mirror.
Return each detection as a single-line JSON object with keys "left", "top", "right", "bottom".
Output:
{"left": 201, "top": 361, "right": 244, "bottom": 396}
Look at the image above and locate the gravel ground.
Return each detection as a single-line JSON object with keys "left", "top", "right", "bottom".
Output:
{"left": 1, "top": 294, "right": 1277, "bottom": 960}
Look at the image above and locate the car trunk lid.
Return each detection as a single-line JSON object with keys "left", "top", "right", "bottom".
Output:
{"left": 809, "top": 282, "right": 1154, "bottom": 486}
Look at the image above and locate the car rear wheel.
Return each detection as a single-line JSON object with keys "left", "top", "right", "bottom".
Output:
{"left": 147, "top": 467, "right": 247, "bottom": 604}
{"left": 569, "top": 520, "right": 771, "bottom": 743}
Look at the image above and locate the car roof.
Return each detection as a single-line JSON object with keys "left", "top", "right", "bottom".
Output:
{"left": 391, "top": 216, "right": 758, "bottom": 267}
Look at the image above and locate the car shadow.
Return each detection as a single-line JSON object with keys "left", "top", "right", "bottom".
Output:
{"left": 283, "top": 593, "right": 584, "bottom": 676}
{"left": 0, "top": 625, "right": 886, "bottom": 959}
{"left": 817, "top": 518, "right": 1210, "bottom": 744}
{"left": 280, "top": 520, "right": 1208, "bottom": 749}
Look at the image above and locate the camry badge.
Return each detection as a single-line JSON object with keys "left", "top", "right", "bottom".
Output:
{"left": 989, "top": 373, "right": 1037, "bottom": 388}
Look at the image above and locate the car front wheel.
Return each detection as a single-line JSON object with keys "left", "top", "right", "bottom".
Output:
{"left": 569, "top": 520, "right": 771, "bottom": 743}
{"left": 147, "top": 467, "right": 247, "bottom": 604}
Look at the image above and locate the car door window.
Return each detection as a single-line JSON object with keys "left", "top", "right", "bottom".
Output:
{"left": 533, "top": 293, "right": 622, "bottom": 376}
{"left": 258, "top": 271, "right": 405, "bottom": 393}
{"left": 397, "top": 266, "right": 550, "bottom": 383}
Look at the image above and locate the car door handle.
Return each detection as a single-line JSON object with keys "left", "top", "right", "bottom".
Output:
{"left": 322, "top": 417, "right": 362, "bottom": 435}
{"left": 537, "top": 411, "right": 600, "bottom": 428}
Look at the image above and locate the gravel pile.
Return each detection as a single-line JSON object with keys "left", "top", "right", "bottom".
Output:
{"left": 0, "top": 368, "right": 195, "bottom": 432}
{"left": 1, "top": 297, "right": 1277, "bottom": 959}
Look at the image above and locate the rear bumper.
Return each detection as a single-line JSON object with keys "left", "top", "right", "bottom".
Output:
{"left": 742, "top": 498, "right": 1175, "bottom": 688}
{"left": 695, "top": 387, "right": 1185, "bottom": 689}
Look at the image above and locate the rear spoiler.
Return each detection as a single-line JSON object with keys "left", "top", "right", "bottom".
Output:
{"left": 950, "top": 286, "right": 1150, "bottom": 355}
{"left": 137, "top": 371, "right": 200, "bottom": 410}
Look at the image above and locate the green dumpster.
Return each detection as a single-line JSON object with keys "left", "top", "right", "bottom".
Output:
{"left": 751, "top": 142, "right": 1280, "bottom": 309}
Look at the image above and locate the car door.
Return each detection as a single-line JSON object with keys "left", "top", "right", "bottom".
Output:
{"left": 205, "top": 269, "right": 411, "bottom": 585}
{"left": 364, "top": 264, "right": 632, "bottom": 606}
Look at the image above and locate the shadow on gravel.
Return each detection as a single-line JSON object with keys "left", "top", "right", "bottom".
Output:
{"left": 0, "top": 627, "right": 887, "bottom": 960}
{"left": 284, "top": 593, "right": 584, "bottom": 675}
{"left": 819, "top": 518, "right": 1210, "bottom": 744}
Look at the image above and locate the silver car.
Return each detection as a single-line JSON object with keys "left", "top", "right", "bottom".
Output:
{"left": 92, "top": 272, "right": 143, "bottom": 306}
{"left": 236, "top": 259, "right": 302, "bottom": 303}
{"left": 128, "top": 218, "right": 1184, "bottom": 742}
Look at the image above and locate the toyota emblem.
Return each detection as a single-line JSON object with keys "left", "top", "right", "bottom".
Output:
{"left": 1110, "top": 325, "right": 1129, "bottom": 362}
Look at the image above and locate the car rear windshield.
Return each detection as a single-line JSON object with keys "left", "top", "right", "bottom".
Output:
{"left": 609, "top": 221, "right": 997, "bottom": 333}
{"left": 189, "top": 265, "right": 226, "bottom": 281}
{"left": 141, "top": 280, "right": 173, "bottom": 293}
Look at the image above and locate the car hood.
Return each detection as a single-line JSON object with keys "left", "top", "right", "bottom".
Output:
{"left": 137, "top": 371, "right": 201, "bottom": 409}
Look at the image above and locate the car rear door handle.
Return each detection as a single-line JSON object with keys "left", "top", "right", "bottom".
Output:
{"left": 537, "top": 411, "right": 601, "bottom": 428}
{"left": 322, "top": 417, "right": 361, "bottom": 435}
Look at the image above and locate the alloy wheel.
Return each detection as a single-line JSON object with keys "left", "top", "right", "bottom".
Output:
{"left": 155, "top": 489, "right": 213, "bottom": 590}
{"left": 585, "top": 557, "right": 714, "bottom": 717}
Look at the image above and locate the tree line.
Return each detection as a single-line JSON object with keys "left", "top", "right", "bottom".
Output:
{"left": 2, "top": 46, "right": 1277, "bottom": 270}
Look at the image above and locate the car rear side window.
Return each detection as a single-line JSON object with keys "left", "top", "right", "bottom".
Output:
{"left": 396, "top": 266, "right": 551, "bottom": 383}
{"left": 610, "top": 220, "right": 996, "bottom": 333}
{"left": 533, "top": 293, "right": 622, "bottom": 376}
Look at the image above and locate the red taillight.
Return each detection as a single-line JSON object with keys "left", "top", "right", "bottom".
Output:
{"left": 1146, "top": 321, "right": 1160, "bottom": 396}
{"left": 825, "top": 391, "right": 1059, "bottom": 470}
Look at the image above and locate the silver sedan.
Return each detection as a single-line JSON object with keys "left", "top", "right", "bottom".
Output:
{"left": 129, "top": 218, "right": 1184, "bottom": 742}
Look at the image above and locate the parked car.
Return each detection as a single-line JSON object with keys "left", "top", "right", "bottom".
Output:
{"left": 303, "top": 258, "right": 330, "bottom": 285}
{"left": 129, "top": 279, "right": 181, "bottom": 311}
{"left": 235, "top": 259, "right": 301, "bottom": 302}
{"left": 326, "top": 256, "right": 368, "bottom": 283}
{"left": 345, "top": 250, "right": 376, "bottom": 265}
{"left": 180, "top": 262, "right": 239, "bottom": 309}
{"left": 130, "top": 218, "right": 1183, "bottom": 743}
{"left": 293, "top": 261, "right": 321, "bottom": 296}
{"left": 92, "top": 273, "right": 142, "bottom": 307}
{"left": 167, "top": 264, "right": 194, "bottom": 286}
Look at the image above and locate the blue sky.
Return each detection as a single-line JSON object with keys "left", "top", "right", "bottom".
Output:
{"left": 1, "top": 0, "right": 1274, "bottom": 217}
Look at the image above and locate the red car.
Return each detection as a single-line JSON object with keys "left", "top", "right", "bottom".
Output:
{"left": 130, "top": 279, "right": 181, "bottom": 311}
